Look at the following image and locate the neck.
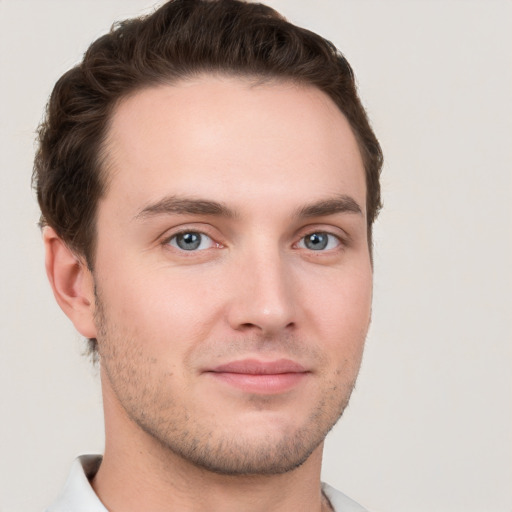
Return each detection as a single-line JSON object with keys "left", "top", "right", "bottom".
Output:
{"left": 92, "top": 372, "right": 329, "bottom": 512}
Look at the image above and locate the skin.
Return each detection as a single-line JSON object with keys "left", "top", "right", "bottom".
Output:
{"left": 45, "top": 76, "right": 372, "bottom": 512}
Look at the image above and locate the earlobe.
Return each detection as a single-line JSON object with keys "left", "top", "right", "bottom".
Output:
{"left": 43, "top": 227, "right": 97, "bottom": 338}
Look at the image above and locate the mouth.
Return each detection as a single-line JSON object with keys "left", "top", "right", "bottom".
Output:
{"left": 204, "top": 358, "right": 310, "bottom": 394}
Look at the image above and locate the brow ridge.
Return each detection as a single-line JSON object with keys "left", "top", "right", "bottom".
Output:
{"left": 135, "top": 196, "right": 237, "bottom": 220}
{"left": 296, "top": 195, "right": 363, "bottom": 218}
{"left": 134, "top": 194, "right": 362, "bottom": 222}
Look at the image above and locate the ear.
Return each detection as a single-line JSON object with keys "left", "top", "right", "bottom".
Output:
{"left": 43, "top": 226, "right": 97, "bottom": 338}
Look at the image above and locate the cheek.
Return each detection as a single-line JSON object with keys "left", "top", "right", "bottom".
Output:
{"left": 302, "top": 264, "right": 372, "bottom": 355}
{"left": 96, "top": 260, "right": 225, "bottom": 352}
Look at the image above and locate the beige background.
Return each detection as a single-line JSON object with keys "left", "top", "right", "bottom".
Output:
{"left": 1, "top": 1, "right": 511, "bottom": 511}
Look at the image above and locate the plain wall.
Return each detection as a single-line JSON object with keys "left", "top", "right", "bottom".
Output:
{"left": 0, "top": 1, "right": 510, "bottom": 511}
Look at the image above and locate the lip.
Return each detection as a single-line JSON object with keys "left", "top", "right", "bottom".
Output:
{"left": 210, "top": 358, "right": 307, "bottom": 374}
{"left": 205, "top": 358, "right": 309, "bottom": 394}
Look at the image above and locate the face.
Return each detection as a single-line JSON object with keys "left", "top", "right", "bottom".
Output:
{"left": 91, "top": 76, "right": 372, "bottom": 475}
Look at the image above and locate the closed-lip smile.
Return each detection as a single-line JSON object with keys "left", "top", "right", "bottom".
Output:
{"left": 205, "top": 358, "right": 310, "bottom": 394}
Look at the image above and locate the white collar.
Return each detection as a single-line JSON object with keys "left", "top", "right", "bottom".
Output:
{"left": 46, "top": 455, "right": 107, "bottom": 512}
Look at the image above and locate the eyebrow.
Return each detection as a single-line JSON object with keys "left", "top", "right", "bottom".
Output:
{"left": 134, "top": 194, "right": 363, "bottom": 221}
{"left": 134, "top": 196, "right": 237, "bottom": 220}
{"left": 295, "top": 195, "right": 363, "bottom": 218}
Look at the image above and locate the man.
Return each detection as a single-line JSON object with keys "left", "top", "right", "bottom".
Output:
{"left": 34, "top": 0, "right": 382, "bottom": 510}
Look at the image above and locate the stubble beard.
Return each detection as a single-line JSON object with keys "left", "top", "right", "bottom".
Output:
{"left": 94, "top": 291, "right": 361, "bottom": 477}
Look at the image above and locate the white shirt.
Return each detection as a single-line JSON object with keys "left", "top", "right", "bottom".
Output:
{"left": 46, "top": 455, "right": 369, "bottom": 512}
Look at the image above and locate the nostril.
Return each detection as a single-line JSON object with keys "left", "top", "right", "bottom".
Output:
{"left": 233, "top": 320, "right": 296, "bottom": 337}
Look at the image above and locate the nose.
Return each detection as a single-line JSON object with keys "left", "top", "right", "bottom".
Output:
{"left": 226, "top": 246, "right": 297, "bottom": 337}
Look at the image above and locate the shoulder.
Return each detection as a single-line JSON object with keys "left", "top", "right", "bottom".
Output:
{"left": 322, "top": 482, "right": 370, "bottom": 512}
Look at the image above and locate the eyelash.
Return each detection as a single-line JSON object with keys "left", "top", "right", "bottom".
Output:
{"left": 295, "top": 232, "right": 343, "bottom": 252}
{"left": 163, "top": 230, "right": 222, "bottom": 252}
{"left": 162, "top": 228, "right": 345, "bottom": 254}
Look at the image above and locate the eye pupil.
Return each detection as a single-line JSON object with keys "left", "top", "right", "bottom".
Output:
{"left": 305, "top": 233, "right": 328, "bottom": 250}
{"left": 176, "top": 232, "right": 201, "bottom": 250}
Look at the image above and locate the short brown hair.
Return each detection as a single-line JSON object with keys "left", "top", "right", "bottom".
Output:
{"left": 33, "top": 0, "right": 382, "bottom": 267}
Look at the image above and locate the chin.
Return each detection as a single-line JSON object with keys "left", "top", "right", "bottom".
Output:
{"left": 138, "top": 397, "right": 345, "bottom": 476}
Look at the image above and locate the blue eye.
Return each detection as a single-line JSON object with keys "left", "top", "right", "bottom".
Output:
{"left": 298, "top": 232, "right": 340, "bottom": 251}
{"left": 168, "top": 232, "right": 214, "bottom": 251}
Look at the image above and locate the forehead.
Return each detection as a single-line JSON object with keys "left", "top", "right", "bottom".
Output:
{"left": 101, "top": 75, "right": 366, "bottom": 216}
